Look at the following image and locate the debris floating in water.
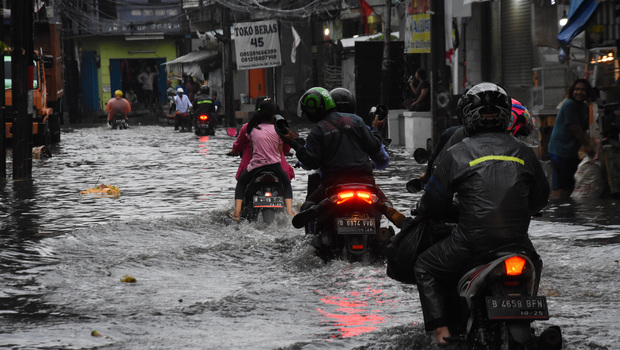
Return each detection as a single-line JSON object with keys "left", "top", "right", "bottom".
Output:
{"left": 80, "top": 184, "right": 121, "bottom": 198}
{"left": 120, "top": 275, "right": 137, "bottom": 283}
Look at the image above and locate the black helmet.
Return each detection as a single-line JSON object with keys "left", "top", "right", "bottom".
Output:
{"left": 299, "top": 87, "right": 336, "bottom": 123}
{"left": 330, "top": 87, "right": 356, "bottom": 114}
{"left": 255, "top": 96, "right": 269, "bottom": 111}
{"left": 200, "top": 85, "right": 210, "bottom": 94}
{"left": 458, "top": 82, "right": 511, "bottom": 135}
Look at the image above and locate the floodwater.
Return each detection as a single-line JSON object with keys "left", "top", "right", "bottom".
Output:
{"left": 0, "top": 118, "right": 619, "bottom": 349}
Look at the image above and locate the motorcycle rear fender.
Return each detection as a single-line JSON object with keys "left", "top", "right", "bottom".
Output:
{"left": 458, "top": 254, "right": 537, "bottom": 300}
{"left": 458, "top": 254, "right": 538, "bottom": 336}
{"left": 507, "top": 320, "right": 533, "bottom": 345}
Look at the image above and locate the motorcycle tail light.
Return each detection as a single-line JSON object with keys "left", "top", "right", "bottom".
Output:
{"left": 504, "top": 256, "right": 526, "bottom": 276}
{"left": 334, "top": 191, "right": 355, "bottom": 204}
{"left": 264, "top": 192, "right": 272, "bottom": 197}
{"left": 332, "top": 190, "right": 377, "bottom": 205}
{"left": 355, "top": 190, "right": 375, "bottom": 204}
{"left": 199, "top": 115, "right": 209, "bottom": 121}
{"left": 351, "top": 244, "right": 364, "bottom": 250}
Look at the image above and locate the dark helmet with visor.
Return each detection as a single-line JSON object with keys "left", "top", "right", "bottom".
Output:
{"left": 458, "top": 82, "right": 511, "bottom": 135}
{"left": 330, "top": 87, "right": 356, "bottom": 114}
{"left": 299, "top": 87, "right": 336, "bottom": 123}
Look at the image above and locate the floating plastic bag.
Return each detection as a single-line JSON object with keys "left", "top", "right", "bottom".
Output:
{"left": 571, "top": 156, "right": 604, "bottom": 199}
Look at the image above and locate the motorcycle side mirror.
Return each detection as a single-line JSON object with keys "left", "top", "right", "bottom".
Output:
{"left": 406, "top": 178, "right": 424, "bottom": 193}
{"left": 382, "top": 138, "right": 392, "bottom": 147}
{"left": 413, "top": 148, "right": 429, "bottom": 164}
{"left": 274, "top": 115, "right": 289, "bottom": 136}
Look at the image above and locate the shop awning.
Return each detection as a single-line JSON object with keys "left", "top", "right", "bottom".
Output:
{"left": 162, "top": 50, "right": 221, "bottom": 80}
{"left": 557, "top": 0, "right": 600, "bottom": 47}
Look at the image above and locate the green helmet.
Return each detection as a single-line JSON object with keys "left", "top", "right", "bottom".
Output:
{"left": 299, "top": 87, "right": 336, "bottom": 123}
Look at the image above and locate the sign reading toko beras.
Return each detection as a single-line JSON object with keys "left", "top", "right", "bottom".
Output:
{"left": 234, "top": 20, "right": 282, "bottom": 70}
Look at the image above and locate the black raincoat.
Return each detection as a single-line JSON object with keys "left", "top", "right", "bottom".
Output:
{"left": 414, "top": 131, "right": 550, "bottom": 331}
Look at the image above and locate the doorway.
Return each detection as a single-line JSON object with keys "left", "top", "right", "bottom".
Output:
{"left": 109, "top": 58, "right": 167, "bottom": 109}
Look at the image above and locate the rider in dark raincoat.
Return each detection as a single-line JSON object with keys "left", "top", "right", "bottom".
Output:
{"left": 414, "top": 83, "right": 550, "bottom": 344}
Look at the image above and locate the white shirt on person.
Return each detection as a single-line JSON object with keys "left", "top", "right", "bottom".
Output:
{"left": 174, "top": 94, "right": 192, "bottom": 113}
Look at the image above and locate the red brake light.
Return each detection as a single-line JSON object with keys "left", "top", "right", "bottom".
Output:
{"left": 199, "top": 115, "right": 209, "bottom": 121}
{"left": 351, "top": 245, "right": 364, "bottom": 250}
{"left": 355, "top": 191, "right": 373, "bottom": 204}
{"left": 265, "top": 192, "right": 272, "bottom": 197}
{"left": 334, "top": 190, "right": 377, "bottom": 205}
{"left": 336, "top": 191, "right": 355, "bottom": 204}
{"left": 504, "top": 256, "right": 526, "bottom": 276}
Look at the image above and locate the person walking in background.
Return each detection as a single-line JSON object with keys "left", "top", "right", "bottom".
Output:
{"left": 548, "top": 78, "right": 596, "bottom": 199}
{"left": 212, "top": 91, "right": 222, "bottom": 126}
{"left": 137, "top": 65, "right": 159, "bottom": 110}
{"left": 186, "top": 77, "right": 200, "bottom": 102}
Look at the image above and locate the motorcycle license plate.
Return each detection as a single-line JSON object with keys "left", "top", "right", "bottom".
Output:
{"left": 337, "top": 218, "right": 376, "bottom": 234}
{"left": 486, "top": 296, "right": 549, "bottom": 320}
{"left": 253, "top": 195, "right": 284, "bottom": 208}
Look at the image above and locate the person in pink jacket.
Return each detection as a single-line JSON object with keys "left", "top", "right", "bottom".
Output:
{"left": 227, "top": 97, "right": 295, "bottom": 181}
{"left": 228, "top": 98, "right": 295, "bottom": 220}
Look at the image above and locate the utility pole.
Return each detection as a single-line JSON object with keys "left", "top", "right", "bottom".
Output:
{"left": 430, "top": 0, "right": 448, "bottom": 145}
{"left": 0, "top": 7, "right": 5, "bottom": 177}
{"left": 12, "top": 0, "right": 35, "bottom": 180}
{"left": 221, "top": 5, "right": 235, "bottom": 127}
{"left": 379, "top": 0, "right": 391, "bottom": 108}
{"left": 379, "top": 0, "right": 392, "bottom": 139}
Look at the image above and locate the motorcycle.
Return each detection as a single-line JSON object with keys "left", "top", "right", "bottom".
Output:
{"left": 242, "top": 168, "right": 286, "bottom": 224}
{"left": 303, "top": 183, "right": 394, "bottom": 261}
{"left": 195, "top": 107, "right": 217, "bottom": 136}
{"left": 174, "top": 112, "right": 192, "bottom": 132}
{"left": 111, "top": 113, "right": 128, "bottom": 130}
{"left": 444, "top": 244, "right": 562, "bottom": 349}
{"left": 393, "top": 174, "right": 562, "bottom": 349}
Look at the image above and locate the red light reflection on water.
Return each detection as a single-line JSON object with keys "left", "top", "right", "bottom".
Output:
{"left": 316, "top": 285, "right": 397, "bottom": 338}
{"left": 198, "top": 136, "right": 210, "bottom": 155}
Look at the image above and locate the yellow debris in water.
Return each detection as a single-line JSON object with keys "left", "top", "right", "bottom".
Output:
{"left": 80, "top": 184, "right": 121, "bottom": 198}
{"left": 120, "top": 275, "right": 137, "bottom": 283}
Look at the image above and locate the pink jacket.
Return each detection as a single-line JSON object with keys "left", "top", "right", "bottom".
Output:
{"left": 232, "top": 123, "right": 295, "bottom": 181}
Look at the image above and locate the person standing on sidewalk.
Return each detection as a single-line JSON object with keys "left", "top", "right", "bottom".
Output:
{"left": 548, "top": 78, "right": 596, "bottom": 199}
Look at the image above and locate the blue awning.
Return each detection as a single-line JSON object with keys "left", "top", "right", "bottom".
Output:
{"left": 557, "top": 0, "right": 600, "bottom": 47}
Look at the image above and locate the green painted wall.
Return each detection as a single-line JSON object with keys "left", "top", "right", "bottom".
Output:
{"left": 82, "top": 37, "right": 177, "bottom": 110}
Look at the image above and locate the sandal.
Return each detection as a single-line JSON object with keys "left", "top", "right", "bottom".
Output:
{"left": 228, "top": 211, "right": 242, "bottom": 222}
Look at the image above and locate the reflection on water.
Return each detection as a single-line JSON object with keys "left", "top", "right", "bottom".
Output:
{"left": 317, "top": 284, "right": 389, "bottom": 338}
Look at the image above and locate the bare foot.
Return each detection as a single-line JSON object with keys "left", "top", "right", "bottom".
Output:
{"left": 434, "top": 326, "right": 451, "bottom": 344}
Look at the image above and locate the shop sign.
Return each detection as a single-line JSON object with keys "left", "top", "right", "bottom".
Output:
{"left": 233, "top": 19, "right": 282, "bottom": 70}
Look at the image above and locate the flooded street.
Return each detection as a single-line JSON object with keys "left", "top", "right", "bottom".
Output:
{"left": 1, "top": 119, "right": 619, "bottom": 349}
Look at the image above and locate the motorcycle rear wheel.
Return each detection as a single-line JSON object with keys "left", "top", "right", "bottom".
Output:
{"left": 261, "top": 209, "right": 275, "bottom": 224}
